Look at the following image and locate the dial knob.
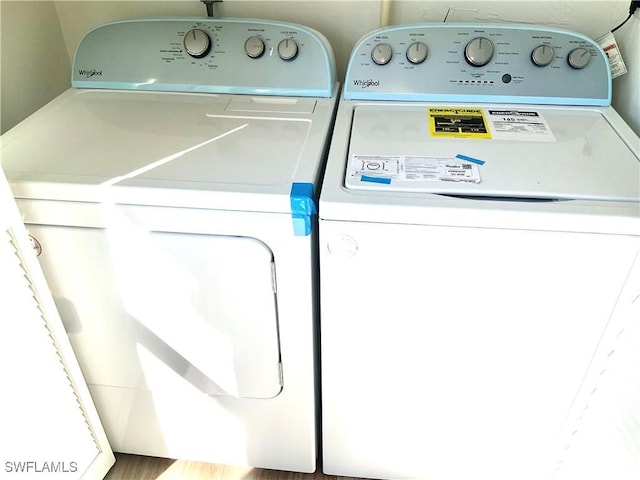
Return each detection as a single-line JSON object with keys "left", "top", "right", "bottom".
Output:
{"left": 371, "top": 43, "right": 393, "bottom": 65}
{"left": 406, "top": 42, "right": 428, "bottom": 64}
{"left": 244, "top": 36, "right": 265, "bottom": 59}
{"left": 531, "top": 44, "right": 555, "bottom": 67}
{"left": 567, "top": 47, "right": 591, "bottom": 69}
{"left": 464, "top": 37, "right": 494, "bottom": 67}
{"left": 277, "top": 38, "right": 299, "bottom": 61}
{"left": 184, "top": 29, "right": 211, "bottom": 58}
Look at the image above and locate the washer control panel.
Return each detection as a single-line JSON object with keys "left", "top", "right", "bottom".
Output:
{"left": 344, "top": 24, "right": 609, "bottom": 105}
{"left": 73, "top": 18, "right": 336, "bottom": 97}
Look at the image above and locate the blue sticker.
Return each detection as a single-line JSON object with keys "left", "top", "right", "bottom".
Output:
{"left": 290, "top": 183, "right": 317, "bottom": 236}
{"left": 361, "top": 175, "right": 392, "bottom": 184}
{"left": 455, "top": 154, "right": 485, "bottom": 165}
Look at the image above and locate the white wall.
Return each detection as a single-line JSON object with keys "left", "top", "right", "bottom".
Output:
{"left": 0, "top": 0, "right": 70, "bottom": 133}
{"left": 1, "top": 0, "right": 639, "bottom": 135}
{"left": 393, "top": 0, "right": 628, "bottom": 36}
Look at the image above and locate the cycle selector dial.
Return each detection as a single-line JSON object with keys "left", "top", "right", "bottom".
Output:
{"left": 567, "top": 47, "right": 591, "bottom": 69}
{"left": 406, "top": 42, "right": 428, "bottom": 64}
{"left": 244, "top": 36, "right": 265, "bottom": 58}
{"left": 371, "top": 43, "right": 393, "bottom": 65}
{"left": 531, "top": 44, "right": 555, "bottom": 67}
{"left": 277, "top": 39, "right": 299, "bottom": 61}
{"left": 464, "top": 37, "right": 494, "bottom": 67}
{"left": 184, "top": 29, "right": 211, "bottom": 58}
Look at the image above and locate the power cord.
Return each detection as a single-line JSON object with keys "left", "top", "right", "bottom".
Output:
{"left": 612, "top": 0, "right": 639, "bottom": 32}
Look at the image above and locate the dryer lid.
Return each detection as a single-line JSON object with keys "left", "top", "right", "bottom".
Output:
{"left": 1, "top": 89, "right": 325, "bottom": 213}
{"left": 345, "top": 104, "right": 640, "bottom": 202}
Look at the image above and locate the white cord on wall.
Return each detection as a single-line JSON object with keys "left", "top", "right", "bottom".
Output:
{"left": 380, "top": 0, "right": 392, "bottom": 27}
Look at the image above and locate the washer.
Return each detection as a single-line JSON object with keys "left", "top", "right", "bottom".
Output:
{"left": 1, "top": 18, "right": 337, "bottom": 472}
{"left": 319, "top": 24, "right": 640, "bottom": 480}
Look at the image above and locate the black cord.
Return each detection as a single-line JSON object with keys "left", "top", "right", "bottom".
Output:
{"left": 201, "top": 0, "right": 220, "bottom": 18}
{"left": 612, "top": 1, "right": 639, "bottom": 32}
{"left": 612, "top": 13, "right": 632, "bottom": 32}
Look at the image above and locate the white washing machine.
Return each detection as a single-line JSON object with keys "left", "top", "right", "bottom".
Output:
{"left": 1, "top": 18, "right": 337, "bottom": 472}
{"left": 319, "top": 24, "right": 640, "bottom": 480}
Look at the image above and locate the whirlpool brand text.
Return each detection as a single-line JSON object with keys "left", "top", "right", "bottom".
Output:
{"left": 78, "top": 68, "right": 103, "bottom": 78}
{"left": 353, "top": 79, "right": 380, "bottom": 88}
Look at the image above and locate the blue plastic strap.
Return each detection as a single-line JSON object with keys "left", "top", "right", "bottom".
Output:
{"left": 361, "top": 175, "right": 392, "bottom": 184}
{"left": 290, "top": 183, "right": 317, "bottom": 236}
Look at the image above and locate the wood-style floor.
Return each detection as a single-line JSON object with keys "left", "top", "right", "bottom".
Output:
{"left": 104, "top": 453, "right": 369, "bottom": 480}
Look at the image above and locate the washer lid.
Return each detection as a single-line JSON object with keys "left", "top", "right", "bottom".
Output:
{"left": 345, "top": 104, "right": 640, "bottom": 202}
{"left": 1, "top": 89, "right": 330, "bottom": 214}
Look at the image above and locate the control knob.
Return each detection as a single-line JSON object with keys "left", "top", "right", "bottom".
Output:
{"left": 244, "top": 36, "right": 265, "bottom": 58}
{"left": 184, "top": 29, "right": 211, "bottom": 58}
{"left": 567, "top": 47, "right": 591, "bottom": 69}
{"left": 278, "top": 38, "right": 299, "bottom": 61}
{"left": 531, "top": 44, "right": 555, "bottom": 67}
{"left": 371, "top": 43, "right": 393, "bottom": 65}
{"left": 406, "top": 42, "right": 428, "bottom": 64}
{"left": 464, "top": 37, "right": 494, "bottom": 67}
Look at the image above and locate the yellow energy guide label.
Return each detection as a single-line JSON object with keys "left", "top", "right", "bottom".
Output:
{"left": 428, "top": 107, "right": 491, "bottom": 139}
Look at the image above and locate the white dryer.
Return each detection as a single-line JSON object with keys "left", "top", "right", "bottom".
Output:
{"left": 1, "top": 18, "right": 337, "bottom": 472}
{"left": 319, "top": 24, "right": 640, "bottom": 480}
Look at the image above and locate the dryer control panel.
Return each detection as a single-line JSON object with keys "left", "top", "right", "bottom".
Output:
{"left": 344, "top": 24, "right": 610, "bottom": 106}
{"left": 72, "top": 18, "right": 336, "bottom": 97}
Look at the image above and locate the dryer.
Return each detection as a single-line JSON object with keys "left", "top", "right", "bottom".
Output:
{"left": 319, "top": 24, "right": 640, "bottom": 480}
{"left": 1, "top": 18, "right": 337, "bottom": 472}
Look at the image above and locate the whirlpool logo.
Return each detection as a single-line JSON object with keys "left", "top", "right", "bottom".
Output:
{"left": 78, "top": 68, "right": 103, "bottom": 78}
{"left": 353, "top": 79, "right": 380, "bottom": 88}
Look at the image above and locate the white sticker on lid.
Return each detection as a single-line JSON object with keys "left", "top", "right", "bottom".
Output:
{"left": 348, "top": 155, "right": 481, "bottom": 185}
{"left": 486, "top": 110, "right": 555, "bottom": 142}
